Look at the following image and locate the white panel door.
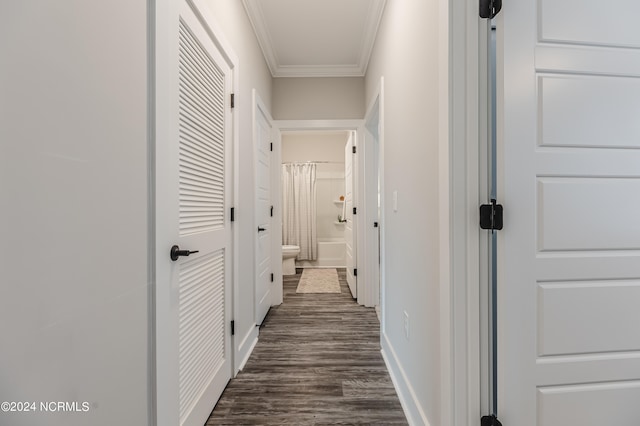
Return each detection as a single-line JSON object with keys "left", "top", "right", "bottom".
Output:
{"left": 499, "top": 0, "right": 640, "bottom": 424}
{"left": 345, "top": 132, "right": 357, "bottom": 298}
{"left": 156, "top": 1, "right": 233, "bottom": 425}
{"left": 255, "top": 93, "right": 273, "bottom": 325}
{"left": 271, "top": 125, "right": 284, "bottom": 306}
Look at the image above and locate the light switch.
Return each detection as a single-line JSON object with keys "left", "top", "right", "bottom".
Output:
{"left": 393, "top": 190, "right": 398, "bottom": 212}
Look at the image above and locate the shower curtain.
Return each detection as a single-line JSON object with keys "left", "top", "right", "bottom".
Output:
{"left": 282, "top": 163, "right": 317, "bottom": 260}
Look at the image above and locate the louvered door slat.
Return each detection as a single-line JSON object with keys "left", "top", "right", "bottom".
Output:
{"left": 179, "top": 128, "right": 224, "bottom": 156}
{"left": 178, "top": 16, "right": 225, "bottom": 236}
{"left": 178, "top": 82, "right": 224, "bottom": 124}
{"left": 180, "top": 160, "right": 224, "bottom": 181}
{"left": 178, "top": 113, "right": 224, "bottom": 147}
{"left": 178, "top": 27, "right": 224, "bottom": 91}
{"left": 178, "top": 249, "right": 226, "bottom": 422}
{"left": 179, "top": 165, "right": 224, "bottom": 184}
{"left": 178, "top": 26, "right": 224, "bottom": 93}
{"left": 178, "top": 119, "right": 224, "bottom": 152}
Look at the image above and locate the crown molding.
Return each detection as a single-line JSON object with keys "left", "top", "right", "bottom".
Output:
{"left": 242, "top": 0, "right": 278, "bottom": 76}
{"left": 242, "top": 0, "right": 386, "bottom": 78}
{"left": 359, "top": 0, "right": 387, "bottom": 76}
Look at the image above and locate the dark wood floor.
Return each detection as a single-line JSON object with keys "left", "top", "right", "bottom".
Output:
{"left": 207, "top": 268, "right": 407, "bottom": 425}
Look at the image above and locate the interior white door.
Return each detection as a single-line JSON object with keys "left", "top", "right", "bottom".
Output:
{"left": 155, "top": 1, "right": 233, "bottom": 425}
{"left": 364, "top": 101, "right": 382, "bottom": 309}
{"left": 499, "top": 1, "right": 640, "bottom": 424}
{"left": 345, "top": 132, "right": 357, "bottom": 298}
{"left": 255, "top": 93, "right": 273, "bottom": 325}
{"left": 271, "top": 125, "right": 284, "bottom": 306}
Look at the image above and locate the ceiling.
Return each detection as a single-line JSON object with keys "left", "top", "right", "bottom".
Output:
{"left": 242, "top": 0, "right": 387, "bottom": 78}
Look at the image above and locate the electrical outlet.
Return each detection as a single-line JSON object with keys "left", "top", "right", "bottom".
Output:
{"left": 403, "top": 310, "right": 409, "bottom": 340}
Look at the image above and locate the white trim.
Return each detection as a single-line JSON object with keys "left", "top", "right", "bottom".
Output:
{"left": 362, "top": 79, "right": 384, "bottom": 309}
{"left": 230, "top": 39, "right": 242, "bottom": 378}
{"left": 439, "top": 0, "right": 482, "bottom": 425}
{"left": 270, "top": 126, "right": 283, "bottom": 307}
{"left": 438, "top": 0, "right": 452, "bottom": 421}
{"left": 358, "top": 0, "right": 388, "bottom": 76}
{"left": 148, "top": 0, "right": 157, "bottom": 423}
{"left": 478, "top": 15, "right": 492, "bottom": 419}
{"left": 188, "top": 0, "right": 239, "bottom": 66}
{"left": 241, "top": 0, "right": 386, "bottom": 78}
{"left": 240, "top": 0, "right": 279, "bottom": 76}
{"left": 235, "top": 326, "right": 259, "bottom": 372}
{"left": 353, "top": 127, "right": 366, "bottom": 305}
{"left": 268, "top": 64, "right": 367, "bottom": 78}
{"left": 378, "top": 80, "right": 386, "bottom": 325}
{"left": 276, "top": 120, "right": 363, "bottom": 132}
{"left": 381, "top": 333, "right": 431, "bottom": 426}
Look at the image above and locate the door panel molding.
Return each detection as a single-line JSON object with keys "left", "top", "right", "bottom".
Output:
{"left": 498, "top": 0, "right": 640, "bottom": 423}
{"left": 253, "top": 89, "right": 274, "bottom": 326}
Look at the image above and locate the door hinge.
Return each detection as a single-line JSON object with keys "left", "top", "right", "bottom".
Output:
{"left": 479, "top": 199, "right": 503, "bottom": 231}
{"left": 230, "top": 207, "right": 235, "bottom": 222}
{"left": 230, "top": 93, "right": 235, "bottom": 108}
{"left": 481, "top": 415, "right": 503, "bottom": 426}
{"left": 354, "top": 268, "right": 358, "bottom": 277}
{"left": 374, "top": 222, "right": 378, "bottom": 228}
{"left": 270, "top": 142, "right": 273, "bottom": 152}
{"left": 270, "top": 273, "right": 274, "bottom": 282}
{"left": 231, "top": 320, "right": 235, "bottom": 336}
{"left": 270, "top": 206, "right": 273, "bottom": 217}
{"left": 353, "top": 207, "right": 357, "bottom": 215}
{"left": 479, "top": 0, "right": 502, "bottom": 18}
{"left": 352, "top": 146, "right": 356, "bottom": 154}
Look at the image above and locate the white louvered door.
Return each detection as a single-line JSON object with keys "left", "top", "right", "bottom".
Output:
{"left": 156, "top": 1, "right": 233, "bottom": 425}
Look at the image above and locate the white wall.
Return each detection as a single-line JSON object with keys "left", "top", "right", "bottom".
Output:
{"left": 273, "top": 77, "right": 365, "bottom": 119}
{"left": 365, "top": 0, "right": 443, "bottom": 424}
{"left": 281, "top": 132, "right": 349, "bottom": 163}
{"left": 201, "top": 1, "right": 274, "bottom": 370}
{"left": 0, "top": 2, "right": 150, "bottom": 425}
{"left": 314, "top": 164, "right": 347, "bottom": 241}
{"left": 282, "top": 132, "right": 348, "bottom": 242}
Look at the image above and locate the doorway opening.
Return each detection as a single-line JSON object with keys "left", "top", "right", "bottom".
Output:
{"left": 281, "top": 130, "right": 352, "bottom": 276}
{"left": 273, "top": 119, "right": 381, "bottom": 309}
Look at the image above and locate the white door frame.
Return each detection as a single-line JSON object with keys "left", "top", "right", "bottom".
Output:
{"left": 270, "top": 118, "right": 283, "bottom": 307}
{"left": 363, "top": 80, "right": 384, "bottom": 311}
{"left": 153, "top": 0, "right": 240, "bottom": 423}
{"left": 438, "top": 0, "right": 484, "bottom": 425}
{"left": 274, "top": 120, "right": 366, "bottom": 301}
{"left": 344, "top": 131, "right": 358, "bottom": 298}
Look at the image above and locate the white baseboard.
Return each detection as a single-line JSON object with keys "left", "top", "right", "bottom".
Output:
{"left": 381, "top": 332, "right": 431, "bottom": 426}
{"left": 234, "top": 324, "right": 258, "bottom": 375}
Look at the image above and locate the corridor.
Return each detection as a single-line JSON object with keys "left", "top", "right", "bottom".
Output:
{"left": 208, "top": 269, "right": 407, "bottom": 425}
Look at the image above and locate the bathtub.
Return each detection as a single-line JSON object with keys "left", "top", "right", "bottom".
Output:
{"left": 296, "top": 238, "right": 346, "bottom": 268}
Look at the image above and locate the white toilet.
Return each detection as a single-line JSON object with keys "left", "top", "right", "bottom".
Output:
{"left": 282, "top": 245, "right": 300, "bottom": 275}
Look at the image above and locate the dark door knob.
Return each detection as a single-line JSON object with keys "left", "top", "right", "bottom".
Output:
{"left": 170, "top": 245, "right": 199, "bottom": 261}
{"left": 258, "top": 226, "right": 266, "bottom": 232}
